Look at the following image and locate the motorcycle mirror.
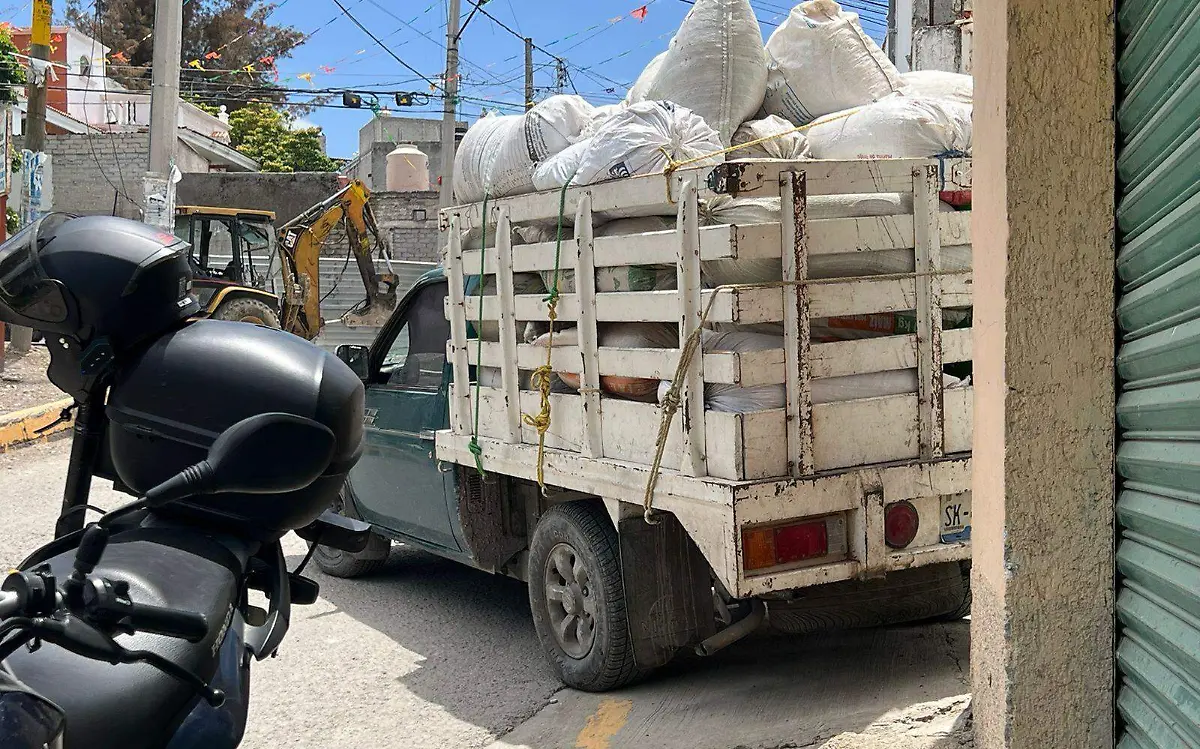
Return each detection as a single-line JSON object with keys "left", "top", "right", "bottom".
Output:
{"left": 139, "top": 413, "right": 337, "bottom": 510}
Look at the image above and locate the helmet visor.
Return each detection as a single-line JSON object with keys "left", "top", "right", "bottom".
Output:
{"left": 0, "top": 215, "right": 71, "bottom": 325}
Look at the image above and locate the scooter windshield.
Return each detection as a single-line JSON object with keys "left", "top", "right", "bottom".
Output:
{"left": 0, "top": 687, "right": 65, "bottom": 749}
{"left": 0, "top": 214, "right": 71, "bottom": 327}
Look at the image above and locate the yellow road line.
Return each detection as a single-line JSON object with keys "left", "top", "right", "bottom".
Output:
{"left": 575, "top": 698, "right": 633, "bottom": 749}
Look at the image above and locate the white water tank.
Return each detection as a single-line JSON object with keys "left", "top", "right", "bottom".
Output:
{"left": 386, "top": 143, "right": 430, "bottom": 191}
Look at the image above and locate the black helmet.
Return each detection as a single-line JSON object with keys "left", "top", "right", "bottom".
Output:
{"left": 0, "top": 214, "right": 198, "bottom": 351}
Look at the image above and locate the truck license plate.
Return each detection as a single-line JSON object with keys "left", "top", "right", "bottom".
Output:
{"left": 940, "top": 495, "right": 971, "bottom": 544}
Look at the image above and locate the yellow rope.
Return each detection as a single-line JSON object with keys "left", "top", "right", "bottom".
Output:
{"left": 521, "top": 182, "right": 571, "bottom": 494}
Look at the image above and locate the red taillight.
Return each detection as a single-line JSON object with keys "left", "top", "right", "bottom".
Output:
{"left": 743, "top": 519, "right": 830, "bottom": 572}
{"left": 885, "top": 500, "right": 920, "bottom": 549}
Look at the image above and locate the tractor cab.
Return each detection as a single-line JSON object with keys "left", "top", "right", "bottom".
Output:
{"left": 174, "top": 206, "right": 283, "bottom": 328}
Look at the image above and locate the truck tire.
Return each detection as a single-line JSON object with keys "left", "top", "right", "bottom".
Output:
{"left": 311, "top": 488, "right": 391, "bottom": 579}
{"left": 765, "top": 562, "right": 970, "bottom": 635}
{"left": 212, "top": 297, "right": 281, "bottom": 328}
{"left": 933, "top": 561, "right": 972, "bottom": 621}
{"left": 528, "top": 501, "right": 639, "bottom": 692}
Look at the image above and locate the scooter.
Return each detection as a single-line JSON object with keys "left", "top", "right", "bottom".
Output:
{"left": 0, "top": 412, "right": 372, "bottom": 749}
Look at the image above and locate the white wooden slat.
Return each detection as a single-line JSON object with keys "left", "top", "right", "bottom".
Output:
{"left": 913, "top": 164, "right": 945, "bottom": 459}
{"left": 812, "top": 393, "right": 921, "bottom": 471}
{"left": 458, "top": 286, "right": 787, "bottom": 325}
{"left": 572, "top": 193, "right": 604, "bottom": 459}
{"left": 444, "top": 219, "right": 472, "bottom": 435}
{"left": 677, "top": 178, "right": 708, "bottom": 478}
{"left": 808, "top": 327, "right": 973, "bottom": 378}
{"left": 781, "top": 170, "right": 813, "bottom": 477}
{"left": 458, "top": 213, "right": 971, "bottom": 274}
{"left": 708, "top": 158, "right": 966, "bottom": 198}
{"left": 494, "top": 209, "right": 522, "bottom": 443}
{"left": 944, "top": 386, "right": 973, "bottom": 454}
{"left": 808, "top": 273, "right": 971, "bottom": 318}
{"left": 461, "top": 223, "right": 780, "bottom": 274}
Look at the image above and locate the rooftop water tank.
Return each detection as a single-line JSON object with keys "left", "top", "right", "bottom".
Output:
{"left": 386, "top": 143, "right": 430, "bottom": 191}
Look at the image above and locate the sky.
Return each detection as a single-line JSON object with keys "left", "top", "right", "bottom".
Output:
{"left": 9, "top": 0, "right": 889, "bottom": 160}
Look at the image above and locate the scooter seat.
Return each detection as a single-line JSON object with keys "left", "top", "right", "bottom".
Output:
{"left": 4, "top": 524, "right": 248, "bottom": 749}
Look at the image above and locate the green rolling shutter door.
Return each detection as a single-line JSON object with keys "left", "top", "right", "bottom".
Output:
{"left": 1115, "top": 0, "right": 1200, "bottom": 746}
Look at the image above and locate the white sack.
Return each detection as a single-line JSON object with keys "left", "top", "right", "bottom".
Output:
{"left": 661, "top": 330, "right": 963, "bottom": 412}
{"left": 584, "top": 103, "right": 626, "bottom": 136}
{"left": 531, "top": 139, "right": 589, "bottom": 191}
{"left": 484, "top": 95, "right": 596, "bottom": 198}
{"left": 625, "top": 52, "right": 666, "bottom": 105}
{"left": 453, "top": 113, "right": 517, "bottom": 203}
{"left": 761, "top": 0, "right": 903, "bottom": 124}
{"left": 698, "top": 194, "right": 966, "bottom": 286}
{"left": 644, "top": 0, "right": 768, "bottom": 144}
{"left": 570, "top": 101, "right": 724, "bottom": 186}
{"left": 807, "top": 95, "right": 973, "bottom": 160}
{"left": 901, "top": 70, "right": 973, "bottom": 104}
{"left": 540, "top": 217, "right": 677, "bottom": 293}
{"left": 731, "top": 115, "right": 811, "bottom": 160}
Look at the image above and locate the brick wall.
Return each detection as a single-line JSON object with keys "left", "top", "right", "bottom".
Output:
{"left": 372, "top": 190, "right": 440, "bottom": 263}
{"left": 17, "top": 133, "right": 150, "bottom": 219}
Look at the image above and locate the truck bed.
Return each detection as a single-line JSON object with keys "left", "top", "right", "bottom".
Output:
{"left": 437, "top": 157, "right": 973, "bottom": 598}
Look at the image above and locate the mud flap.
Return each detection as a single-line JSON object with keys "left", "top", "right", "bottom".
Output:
{"left": 619, "top": 513, "right": 715, "bottom": 670}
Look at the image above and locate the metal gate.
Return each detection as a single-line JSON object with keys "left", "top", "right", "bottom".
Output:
{"left": 1114, "top": 1, "right": 1200, "bottom": 745}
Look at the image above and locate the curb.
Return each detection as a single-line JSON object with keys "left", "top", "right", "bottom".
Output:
{"left": 0, "top": 397, "right": 75, "bottom": 452}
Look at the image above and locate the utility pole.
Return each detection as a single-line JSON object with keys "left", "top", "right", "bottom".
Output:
{"left": 9, "top": 0, "right": 53, "bottom": 356}
{"left": 143, "top": 0, "right": 184, "bottom": 228}
{"left": 524, "top": 38, "right": 534, "bottom": 111}
{"left": 554, "top": 58, "right": 567, "bottom": 95}
{"left": 438, "top": 0, "right": 461, "bottom": 209}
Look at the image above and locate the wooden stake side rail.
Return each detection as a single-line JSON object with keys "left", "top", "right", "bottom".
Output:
{"left": 440, "top": 158, "right": 974, "bottom": 484}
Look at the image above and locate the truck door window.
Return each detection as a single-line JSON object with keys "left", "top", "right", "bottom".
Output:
{"left": 380, "top": 282, "right": 449, "bottom": 389}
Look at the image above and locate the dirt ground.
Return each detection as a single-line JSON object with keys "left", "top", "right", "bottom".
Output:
{"left": 0, "top": 344, "right": 61, "bottom": 414}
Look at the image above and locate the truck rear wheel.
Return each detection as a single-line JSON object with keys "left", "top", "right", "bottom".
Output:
{"left": 528, "top": 502, "right": 639, "bottom": 692}
{"left": 212, "top": 297, "right": 280, "bottom": 328}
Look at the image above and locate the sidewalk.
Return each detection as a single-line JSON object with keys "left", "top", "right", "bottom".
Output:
{"left": 1, "top": 345, "right": 73, "bottom": 451}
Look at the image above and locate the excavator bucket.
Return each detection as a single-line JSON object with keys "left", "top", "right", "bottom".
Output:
{"left": 340, "top": 272, "right": 399, "bottom": 328}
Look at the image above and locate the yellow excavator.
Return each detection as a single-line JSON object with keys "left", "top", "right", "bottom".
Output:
{"left": 174, "top": 179, "right": 399, "bottom": 340}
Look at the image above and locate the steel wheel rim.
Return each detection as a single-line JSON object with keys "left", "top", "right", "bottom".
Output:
{"left": 543, "top": 542, "right": 597, "bottom": 659}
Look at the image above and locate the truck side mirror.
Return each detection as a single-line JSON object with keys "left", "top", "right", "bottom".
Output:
{"left": 336, "top": 344, "right": 370, "bottom": 380}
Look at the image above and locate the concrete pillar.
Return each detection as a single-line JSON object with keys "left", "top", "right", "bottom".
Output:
{"left": 970, "top": 0, "right": 1116, "bottom": 746}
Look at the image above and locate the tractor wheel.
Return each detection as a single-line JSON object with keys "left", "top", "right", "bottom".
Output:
{"left": 212, "top": 297, "right": 281, "bottom": 329}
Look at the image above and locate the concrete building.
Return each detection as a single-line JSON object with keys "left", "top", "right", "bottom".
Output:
{"left": 343, "top": 112, "right": 466, "bottom": 191}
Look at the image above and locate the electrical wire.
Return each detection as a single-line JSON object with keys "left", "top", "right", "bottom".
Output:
{"left": 329, "top": 0, "right": 440, "bottom": 90}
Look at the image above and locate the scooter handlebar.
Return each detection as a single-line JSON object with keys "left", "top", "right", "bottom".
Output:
{"left": 125, "top": 601, "right": 210, "bottom": 643}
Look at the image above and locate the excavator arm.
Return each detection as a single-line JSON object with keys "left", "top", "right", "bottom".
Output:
{"left": 275, "top": 180, "right": 399, "bottom": 340}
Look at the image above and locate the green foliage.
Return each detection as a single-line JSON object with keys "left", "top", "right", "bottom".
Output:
{"left": 6, "top": 207, "right": 17, "bottom": 234}
{"left": 64, "top": 0, "right": 303, "bottom": 112}
{"left": 0, "top": 28, "right": 26, "bottom": 104}
{"left": 227, "top": 103, "right": 336, "bottom": 173}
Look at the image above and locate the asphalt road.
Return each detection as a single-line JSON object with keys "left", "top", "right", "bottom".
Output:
{"left": 0, "top": 440, "right": 972, "bottom": 749}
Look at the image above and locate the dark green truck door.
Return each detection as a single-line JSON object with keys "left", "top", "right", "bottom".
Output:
{"left": 350, "top": 280, "right": 458, "bottom": 551}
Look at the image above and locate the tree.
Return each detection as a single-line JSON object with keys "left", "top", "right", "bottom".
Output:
{"left": 0, "top": 26, "right": 26, "bottom": 105}
{"left": 227, "top": 103, "right": 335, "bottom": 173}
{"left": 64, "top": 0, "right": 304, "bottom": 112}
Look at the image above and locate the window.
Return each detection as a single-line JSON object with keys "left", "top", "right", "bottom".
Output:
{"left": 381, "top": 282, "right": 449, "bottom": 389}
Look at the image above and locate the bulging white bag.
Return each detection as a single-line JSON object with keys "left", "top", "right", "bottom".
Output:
{"left": 531, "top": 139, "right": 589, "bottom": 191}
{"left": 731, "top": 115, "right": 811, "bottom": 160}
{"left": 901, "top": 70, "right": 973, "bottom": 104}
{"left": 453, "top": 113, "right": 518, "bottom": 203}
{"left": 644, "top": 0, "right": 768, "bottom": 144}
{"left": 625, "top": 52, "right": 666, "bottom": 105}
{"left": 807, "top": 95, "right": 973, "bottom": 159}
{"left": 761, "top": 0, "right": 903, "bottom": 124}
{"left": 535, "top": 323, "right": 677, "bottom": 401}
{"left": 570, "top": 101, "right": 724, "bottom": 186}
{"left": 484, "top": 95, "right": 596, "bottom": 198}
